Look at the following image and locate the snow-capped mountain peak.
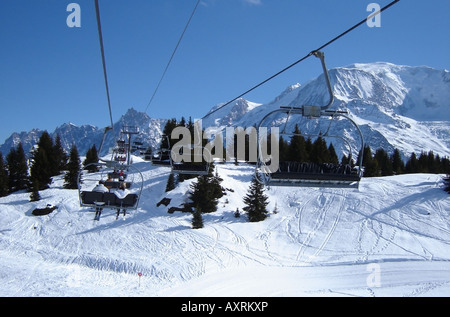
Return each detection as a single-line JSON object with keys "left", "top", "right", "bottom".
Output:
{"left": 203, "top": 62, "right": 450, "bottom": 159}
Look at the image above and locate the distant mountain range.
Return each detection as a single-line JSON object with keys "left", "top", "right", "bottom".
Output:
{"left": 1, "top": 62, "right": 449, "bottom": 161}
{"left": 0, "top": 109, "right": 167, "bottom": 158}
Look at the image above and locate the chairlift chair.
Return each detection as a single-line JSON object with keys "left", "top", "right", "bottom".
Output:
{"left": 256, "top": 51, "right": 364, "bottom": 188}
{"left": 171, "top": 145, "right": 211, "bottom": 176}
{"left": 78, "top": 162, "right": 144, "bottom": 221}
{"left": 150, "top": 135, "right": 172, "bottom": 167}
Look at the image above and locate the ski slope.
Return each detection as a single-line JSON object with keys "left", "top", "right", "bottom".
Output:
{"left": 1, "top": 158, "right": 449, "bottom": 297}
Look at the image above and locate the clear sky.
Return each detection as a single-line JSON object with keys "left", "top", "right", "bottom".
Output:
{"left": 0, "top": 0, "right": 449, "bottom": 143}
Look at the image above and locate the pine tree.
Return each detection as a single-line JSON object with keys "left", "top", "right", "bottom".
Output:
{"left": 189, "top": 175, "right": 216, "bottom": 213}
{"left": 29, "top": 132, "right": 56, "bottom": 190}
{"left": 192, "top": 207, "right": 204, "bottom": 229}
{"left": 243, "top": 176, "right": 269, "bottom": 222}
{"left": 375, "top": 148, "right": 393, "bottom": 176}
{"left": 442, "top": 157, "right": 450, "bottom": 175}
{"left": 0, "top": 153, "right": 9, "bottom": 197}
{"left": 29, "top": 177, "right": 41, "bottom": 202}
{"left": 287, "top": 124, "right": 308, "bottom": 162}
{"left": 310, "top": 136, "right": 330, "bottom": 164}
{"left": 391, "top": 148, "right": 404, "bottom": 175}
{"left": 64, "top": 145, "right": 81, "bottom": 189}
{"left": 404, "top": 152, "right": 418, "bottom": 173}
{"left": 328, "top": 143, "right": 339, "bottom": 164}
{"left": 165, "top": 173, "right": 176, "bottom": 192}
{"left": 83, "top": 145, "right": 100, "bottom": 173}
{"left": 278, "top": 136, "right": 289, "bottom": 162}
{"left": 210, "top": 168, "right": 224, "bottom": 200}
{"left": 417, "top": 152, "right": 425, "bottom": 172}
{"left": 7, "top": 143, "right": 29, "bottom": 192}
{"left": 29, "top": 146, "right": 51, "bottom": 190}
{"left": 53, "top": 134, "right": 68, "bottom": 174}
{"left": 361, "top": 145, "right": 379, "bottom": 177}
{"left": 188, "top": 163, "right": 222, "bottom": 214}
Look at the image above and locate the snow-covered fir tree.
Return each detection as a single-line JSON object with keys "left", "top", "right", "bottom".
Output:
{"left": 243, "top": 176, "right": 269, "bottom": 222}
{"left": 64, "top": 145, "right": 81, "bottom": 189}
{"left": 188, "top": 163, "right": 223, "bottom": 214}
{"left": 192, "top": 207, "right": 204, "bottom": 229}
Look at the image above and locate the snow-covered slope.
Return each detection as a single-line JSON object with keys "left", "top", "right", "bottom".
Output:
{"left": 1, "top": 159, "right": 449, "bottom": 297}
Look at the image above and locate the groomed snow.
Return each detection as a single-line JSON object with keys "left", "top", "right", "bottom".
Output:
{"left": 1, "top": 158, "right": 449, "bottom": 297}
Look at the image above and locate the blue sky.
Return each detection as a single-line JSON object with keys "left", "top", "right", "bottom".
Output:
{"left": 0, "top": 0, "right": 449, "bottom": 143}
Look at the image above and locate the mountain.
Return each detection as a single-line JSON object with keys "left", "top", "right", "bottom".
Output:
{"left": 204, "top": 62, "right": 450, "bottom": 160}
{"left": 0, "top": 108, "right": 167, "bottom": 157}
{"left": 1, "top": 63, "right": 449, "bottom": 161}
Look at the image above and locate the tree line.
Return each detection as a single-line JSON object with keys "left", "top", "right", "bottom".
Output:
{"left": 276, "top": 124, "right": 450, "bottom": 178}
{"left": 0, "top": 131, "right": 100, "bottom": 201}
{"left": 361, "top": 146, "right": 450, "bottom": 177}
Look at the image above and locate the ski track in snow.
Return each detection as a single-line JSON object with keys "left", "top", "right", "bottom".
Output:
{"left": 1, "top": 159, "right": 450, "bottom": 297}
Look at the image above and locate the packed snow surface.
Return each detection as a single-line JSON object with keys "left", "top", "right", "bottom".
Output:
{"left": 1, "top": 158, "right": 449, "bottom": 297}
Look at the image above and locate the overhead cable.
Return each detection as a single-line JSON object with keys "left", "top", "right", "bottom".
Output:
{"left": 94, "top": 0, "right": 115, "bottom": 134}
{"left": 145, "top": 0, "right": 202, "bottom": 114}
{"left": 203, "top": 0, "right": 400, "bottom": 119}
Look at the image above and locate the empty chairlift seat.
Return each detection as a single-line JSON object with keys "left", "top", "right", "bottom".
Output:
{"left": 172, "top": 162, "right": 209, "bottom": 175}
{"left": 269, "top": 161, "right": 361, "bottom": 187}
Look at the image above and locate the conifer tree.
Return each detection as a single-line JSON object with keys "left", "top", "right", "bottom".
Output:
{"left": 64, "top": 145, "right": 81, "bottom": 189}
{"left": 29, "top": 177, "right": 41, "bottom": 202}
{"left": 83, "top": 145, "right": 100, "bottom": 173}
{"left": 0, "top": 153, "right": 9, "bottom": 197}
{"left": 188, "top": 163, "right": 222, "bottom": 214}
{"left": 375, "top": 148, "right": 393, "bottom": 176}
{"left": 278, "top": 136, "right": 289, "bottom": 162}
{"left": 30, "top": 132, "right": 56, "bottom": 190}
{"left": 287, "top": 124, "right": 308, "bottom": 162}
{"left": 391, "top": 148, "right": 404, "bottom": 175}
{"left": 310, "top": 136, "right": 330, "bottom": 164}
{"left": 165, "top": 173, "right": 176, "bottom": 192}
{"left": 405, "top": 152, "right": 419, "bottom": 173}
{"left": 328, "top": 143, "right": 339, "bottom": 164}
{"left": 189, "top": 175, "right": 217, "bottom": 214}
{"left": 442, "top": 157, "right": 450, "bottom": 175}
{"left": 29, "top": 146, "right": 51, "bottom": 190}
{"left": 192, "top": 207, "right": 204, "bottom": 229}
{"left": 53, "top": 134, "right": 68, "bottom": 174}
{"left": 243, "top": 176, "right": 269, "bottom": 222}
{"left": 7, "top": 143, "right": 29, "bottom": 192}
{"left": 361, "top": 145, "right": 379, "bottom": 177}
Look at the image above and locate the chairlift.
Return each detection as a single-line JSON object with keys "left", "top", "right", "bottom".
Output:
{"left": 78, "top": 162, "right": 144, "bottom": 221}
{"left": 256, "top": 51, "right": 364, "bottom": 188}
{"left": 98, "top": 126, "right": 139, "bottom": 169}
{"left": 150, "top": 135, "right": 172, "bottom": 167}
{"left": 171, "top": 145, "right": 211, "bottom": 176}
